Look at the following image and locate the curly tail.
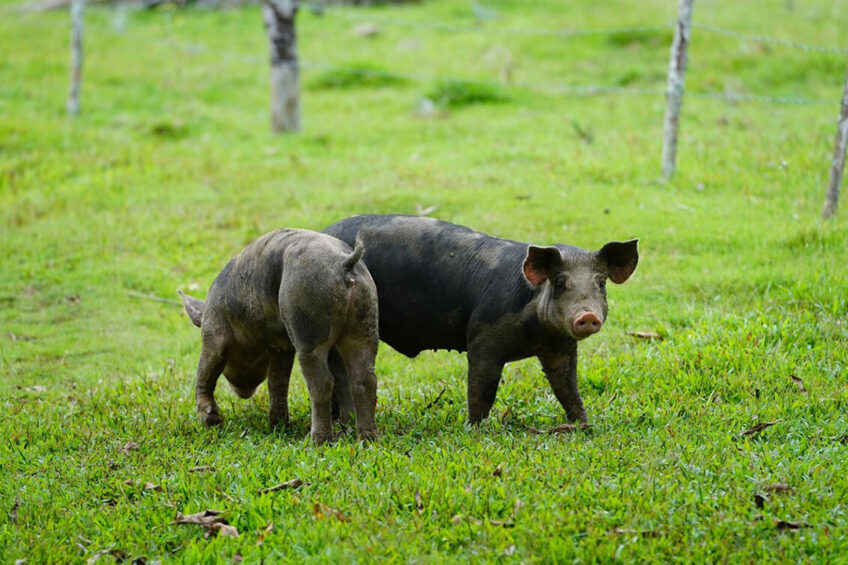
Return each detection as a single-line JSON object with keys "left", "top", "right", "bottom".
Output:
{"left": 343, "top": 236, "right": 365, "bottom": 271}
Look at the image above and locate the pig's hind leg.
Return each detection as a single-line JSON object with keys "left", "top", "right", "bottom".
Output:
{"left": 328, "top": 347, "right": 356, "bottom": 426}
{"left": 267, "top": 350, "right": 295, "bottom": 430}
{"left": 336, "top": 334, "right": 378, "bottom": 440}
{"left": 296, "top": 345, "right": 336, "bottom": 445}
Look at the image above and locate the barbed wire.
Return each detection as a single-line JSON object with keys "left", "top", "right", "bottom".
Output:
{"left": 691, "top": 23, "right": 848, "bottom": 55}
{"left": 166, "top": 39, "right": 837, "bottom": 106}
{"left": 321, "top": 6, "right": 848, "bottom": 55}
{"left": 321, "top": 9, "right": 673, "bottom": 38}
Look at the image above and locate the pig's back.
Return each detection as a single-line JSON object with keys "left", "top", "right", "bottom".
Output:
{"left": 325, "top": 215, "right": 530, "bottom": 357}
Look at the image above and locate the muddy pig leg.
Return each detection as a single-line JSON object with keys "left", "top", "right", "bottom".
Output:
{"left": 195, "top": 340, "right": 226, "bottom": 426}
{"left": 337, "top": 336, "right": 378, "bottom": 440}
{"left": 297, "top": 346, "right": 336, "bottom": 445}
{"left": 466, "top": 358, "right": 505, "bottom": 424}
{"left": 538, "top": 345, "right": 588, "bottom": 423}
{"left": 328, "top": 347, "right": 355, "bottom": 426}
{"left": 268, "top": 350, "right": 295, "bottom": 430}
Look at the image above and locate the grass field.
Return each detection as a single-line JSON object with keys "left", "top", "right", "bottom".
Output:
{"left": 2, "top": 0, "right": 848, "bottom": 561}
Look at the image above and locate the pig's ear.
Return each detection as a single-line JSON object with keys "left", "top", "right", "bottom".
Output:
{"left": 598, "top": 239, "right": 639, "bottom": 284}
{"left": 523, "top": 246, "right": 562, "bottom": 286}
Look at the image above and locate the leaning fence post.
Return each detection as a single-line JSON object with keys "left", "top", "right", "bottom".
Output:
{"left": 67, "top": 0, "right": 85, "bottom": 115}
{"left": 661, "top": 0, "right": 695, "bottom": 179}
{"left": 262, "top": 0, "right": 300, "bottom": 133}
{"left": 822, "top": 69, "right": 848, "bottom": 219}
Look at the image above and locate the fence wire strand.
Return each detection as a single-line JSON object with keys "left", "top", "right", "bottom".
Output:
{"left": 322, "top": 6, "right": 848, "bottom": 54}
{"left": 323, "top": 10, "right": 673, "bottom": 38}
{"left": 691, "top": 23, "right": 848, "bottom": 55}
{"left": 167, "top": 39, "right": 836, "bottom": 106}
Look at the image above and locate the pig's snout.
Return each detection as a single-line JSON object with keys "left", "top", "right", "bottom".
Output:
{"left": 573, "top": 312, "right": 602, "bottom": 338}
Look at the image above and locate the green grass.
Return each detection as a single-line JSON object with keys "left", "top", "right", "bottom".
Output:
{"left": 2, "top": 0, "right": 848, "bottom": 561}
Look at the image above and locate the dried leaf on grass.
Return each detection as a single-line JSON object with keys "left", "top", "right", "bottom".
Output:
{"left": 123, "top": 480, "right": 162, "bottom": 492}
{"left": 171, "top": 509, "right": 239, "bottom": 538}
{"left": 258, "top": 478, "right": 305, "bottom": 495}
{"left": 121, "top": 442, "right": 141, "bottom": 454}
{"left": 526, "top": 423, "right": 592, "bottom": 435}
{"left": 14, "top": 384, "right": 48, "bottom": 392}
{"left": 450, "top": 515, "right": 514, "bottom": 528}
{"left": 790, "top": 375, "right": 807, "bottom": 393}
{"left": 189, "top": 466, "right": 216, "bottom": 473}
{"left": 828, "top": 434, "right": 848, "bottom": 444}
{"left": 513, "top": 498, "right": 524, "bottom": 517}
{"left": 256, "top": 523, "right": 273, "bottom": 546}
{"left": 488, "top": 519, "right": 514, "bottom": 528}
{"left": 208, "top": 522, "right": 239, "bottom": 538}
{"left": 313, "top": 503, "right": 349, "bottom": 522}
{"left": 10, "top": 497, "right": 20, "bottom": 523}
{"left": 739, "top": 419, "right": 783, "bottom": 437}
{"left": 612, "top": 528, "right": 662, "bottom": 538}
{"left": 414, "top": 491, "right": 424, "bottom": 514}
{"left": 172, "top": 509, "right": 225, "bottom": 525}
{"left": 764, "top": 483, "right": 794, "bottom": 494}
{"left": 492, "top": 464, "right": 503, "bottom": 477}
{"left": 774, "top": 519, "right": 810, "bottom": 531}
{"left": 85, "top": 547, "right": 127, "bottom": 563}
{"left": 626, "top": 331, "right": 663, "bottom": 340}
{"left": 753, "top": 492, "right": 768, "bottom": 509}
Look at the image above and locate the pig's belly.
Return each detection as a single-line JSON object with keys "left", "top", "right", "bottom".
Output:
{"left": 223, "top": 350, "right": 272, "bottom": 398}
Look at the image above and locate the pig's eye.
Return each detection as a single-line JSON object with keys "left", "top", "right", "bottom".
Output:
{"left": 554, "top": 276, "right": 568, "bottom": 292}
{"left": 597, "top": 279, "right": 607, "bottom": 291}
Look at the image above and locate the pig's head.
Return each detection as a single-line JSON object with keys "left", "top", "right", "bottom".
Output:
{"left": 523, "top": 239, "right": 638, "bottom": 340}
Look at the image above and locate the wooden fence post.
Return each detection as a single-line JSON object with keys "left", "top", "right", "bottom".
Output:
{"left": 67, "top": 0, "right": 85, "bottom": 115}
{"left": 822, "top": 70, "right": 848, "bottom": 219}
{"left": 263, "top": 0, "right": 300, "bottom": 133}
{"left": 661, "top": 0, "right": 695, "bottom": 179}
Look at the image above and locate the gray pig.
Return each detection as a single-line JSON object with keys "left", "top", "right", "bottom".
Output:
{"left": 179, "top": 228, "right": 379, "bottom": 444}
{"left": 324, "top": 215, "right": 638, "bottom": 425}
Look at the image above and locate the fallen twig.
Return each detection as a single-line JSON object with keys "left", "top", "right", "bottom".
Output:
{"left": 258, "top": 478, "right": 305, "bottom": 495}
{"left": 626, "top": 331, "right": 663, "bottom": 340}
{"left": 424, "top": 387, "right": 447, "bottom": 410}
{"left": 739, "top": 419, "right": 783, "bottom": 437}
{"left": 526, "top": 423, "right": 592, "bottom": 435}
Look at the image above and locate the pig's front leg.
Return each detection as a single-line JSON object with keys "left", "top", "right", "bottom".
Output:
{"left": 538, "top": 344, "right": 588, "bottom": 423}
{"left": 466, "top": 348, "right": 506, "bottom": 424}
{"left": 195, "top": 344, "right": 225, "bottom": 426}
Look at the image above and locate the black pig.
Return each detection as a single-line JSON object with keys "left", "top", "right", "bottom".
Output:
{"left": 324, "top": 215, "right": 638, "bottom": 424}
{"left": 179, "top": 229, "right": 379, "bottom": 444}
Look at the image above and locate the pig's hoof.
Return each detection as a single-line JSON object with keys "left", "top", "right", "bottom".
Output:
{"left": 359, "top": 429, "right": 378, "bottom": 442}
{"left": 569, "top": 413, "right": 589, "bottom": 425}
{"left": 269, "top": 414, "right": 290, "bottom": 430}
{"left": 200, "top": 408, "right": 222, "bottom": 427}
{"left": 311, "top": 432, "right": 334, "bottom": 446}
